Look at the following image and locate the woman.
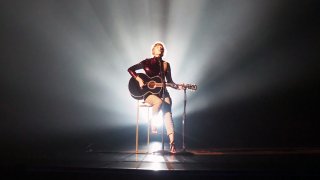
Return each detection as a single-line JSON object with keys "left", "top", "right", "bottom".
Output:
{"left": 128, "top": 42, "right": 181, "bottom": 153}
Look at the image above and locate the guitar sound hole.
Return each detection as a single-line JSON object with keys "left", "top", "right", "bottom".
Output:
{"left": 148, "top": 81, "right": 156, "bottom": 89}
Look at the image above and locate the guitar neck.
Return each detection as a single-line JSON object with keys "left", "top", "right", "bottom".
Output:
{"left": 154, "top": 83, "right": 197, "bottom": 91}
{"left": 153, "top": 82, "right": 175, "bottom": 87}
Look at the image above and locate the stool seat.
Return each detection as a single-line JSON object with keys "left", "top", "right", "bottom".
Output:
{"left": 138, "top": 101, "right": 152, "bottom": 107}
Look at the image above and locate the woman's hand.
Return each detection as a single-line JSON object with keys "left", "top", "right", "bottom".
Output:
{"left": 175, "top": 84, "right": 184, "bottom": 90}
{"left": 179, "top": 84, "right": 185, "bottom": 90}
{"left": 136, "top": 76, "right": 145, "bottom": 88}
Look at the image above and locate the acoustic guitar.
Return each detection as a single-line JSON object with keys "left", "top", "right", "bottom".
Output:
{"left": 128, "top": 73, "right": 197, "bottom": 100}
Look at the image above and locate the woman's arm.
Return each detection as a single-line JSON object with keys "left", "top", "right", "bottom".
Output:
{"left": 128, "top": 62, "right": 145, "bottom": 88}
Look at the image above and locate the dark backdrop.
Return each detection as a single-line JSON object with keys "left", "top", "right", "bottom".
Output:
{"left": 0, "top": 0, "right": 319, "bottom": 163}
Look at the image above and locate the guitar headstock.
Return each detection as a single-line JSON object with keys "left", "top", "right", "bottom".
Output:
{"left": 181, "top": 84, "right": 197, "bottom": 91}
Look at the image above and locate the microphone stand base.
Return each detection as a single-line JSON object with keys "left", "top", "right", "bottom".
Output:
{"left": 175, "top": 149, "right": 194, "bottom": 156}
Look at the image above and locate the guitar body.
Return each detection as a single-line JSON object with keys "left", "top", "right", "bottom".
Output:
{"left": 128, "top": 73, "right": 163, "bottom": 100}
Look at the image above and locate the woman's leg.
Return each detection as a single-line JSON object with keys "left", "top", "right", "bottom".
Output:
{"left": 163, "top": 96, "right": 176, "bottom": 153}
{"left": 145, "top": 95, "right": 162, "bottom": 116}
{"left": 145, "top": 95, "right": 162, "bottom": 133}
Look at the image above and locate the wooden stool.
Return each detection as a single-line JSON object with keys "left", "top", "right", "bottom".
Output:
{"left": 136, "top": 100, "right": 152, "bottom": 153}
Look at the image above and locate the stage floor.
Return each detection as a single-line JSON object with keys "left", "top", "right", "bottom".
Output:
{"left": 3, "top": 143, "right": 320, "bottom": 179}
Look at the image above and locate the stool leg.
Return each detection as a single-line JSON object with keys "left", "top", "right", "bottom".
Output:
{"left": 147, "top": 107, "right": 150, "bottom": 153}
{"left": 136, "top": 100, "right": 139, "bottom": 154}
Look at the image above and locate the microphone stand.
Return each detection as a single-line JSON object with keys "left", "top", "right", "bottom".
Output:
{"left": 160, "top": 59, "right": 165, "bottom": 153}
{"left": 178, "top": 86, "right": 193, "bottom": 155}
{"left": 182, "top": 87, "right": 187, "bottom": 151}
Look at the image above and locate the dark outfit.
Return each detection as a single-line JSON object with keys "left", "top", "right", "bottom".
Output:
{"left": 128, "top": 57, "right": 176, "bottom": 99}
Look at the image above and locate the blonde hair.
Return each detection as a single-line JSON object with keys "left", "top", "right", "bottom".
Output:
{"left": 151, "top": 41, "right": 166, "bottom": 57}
